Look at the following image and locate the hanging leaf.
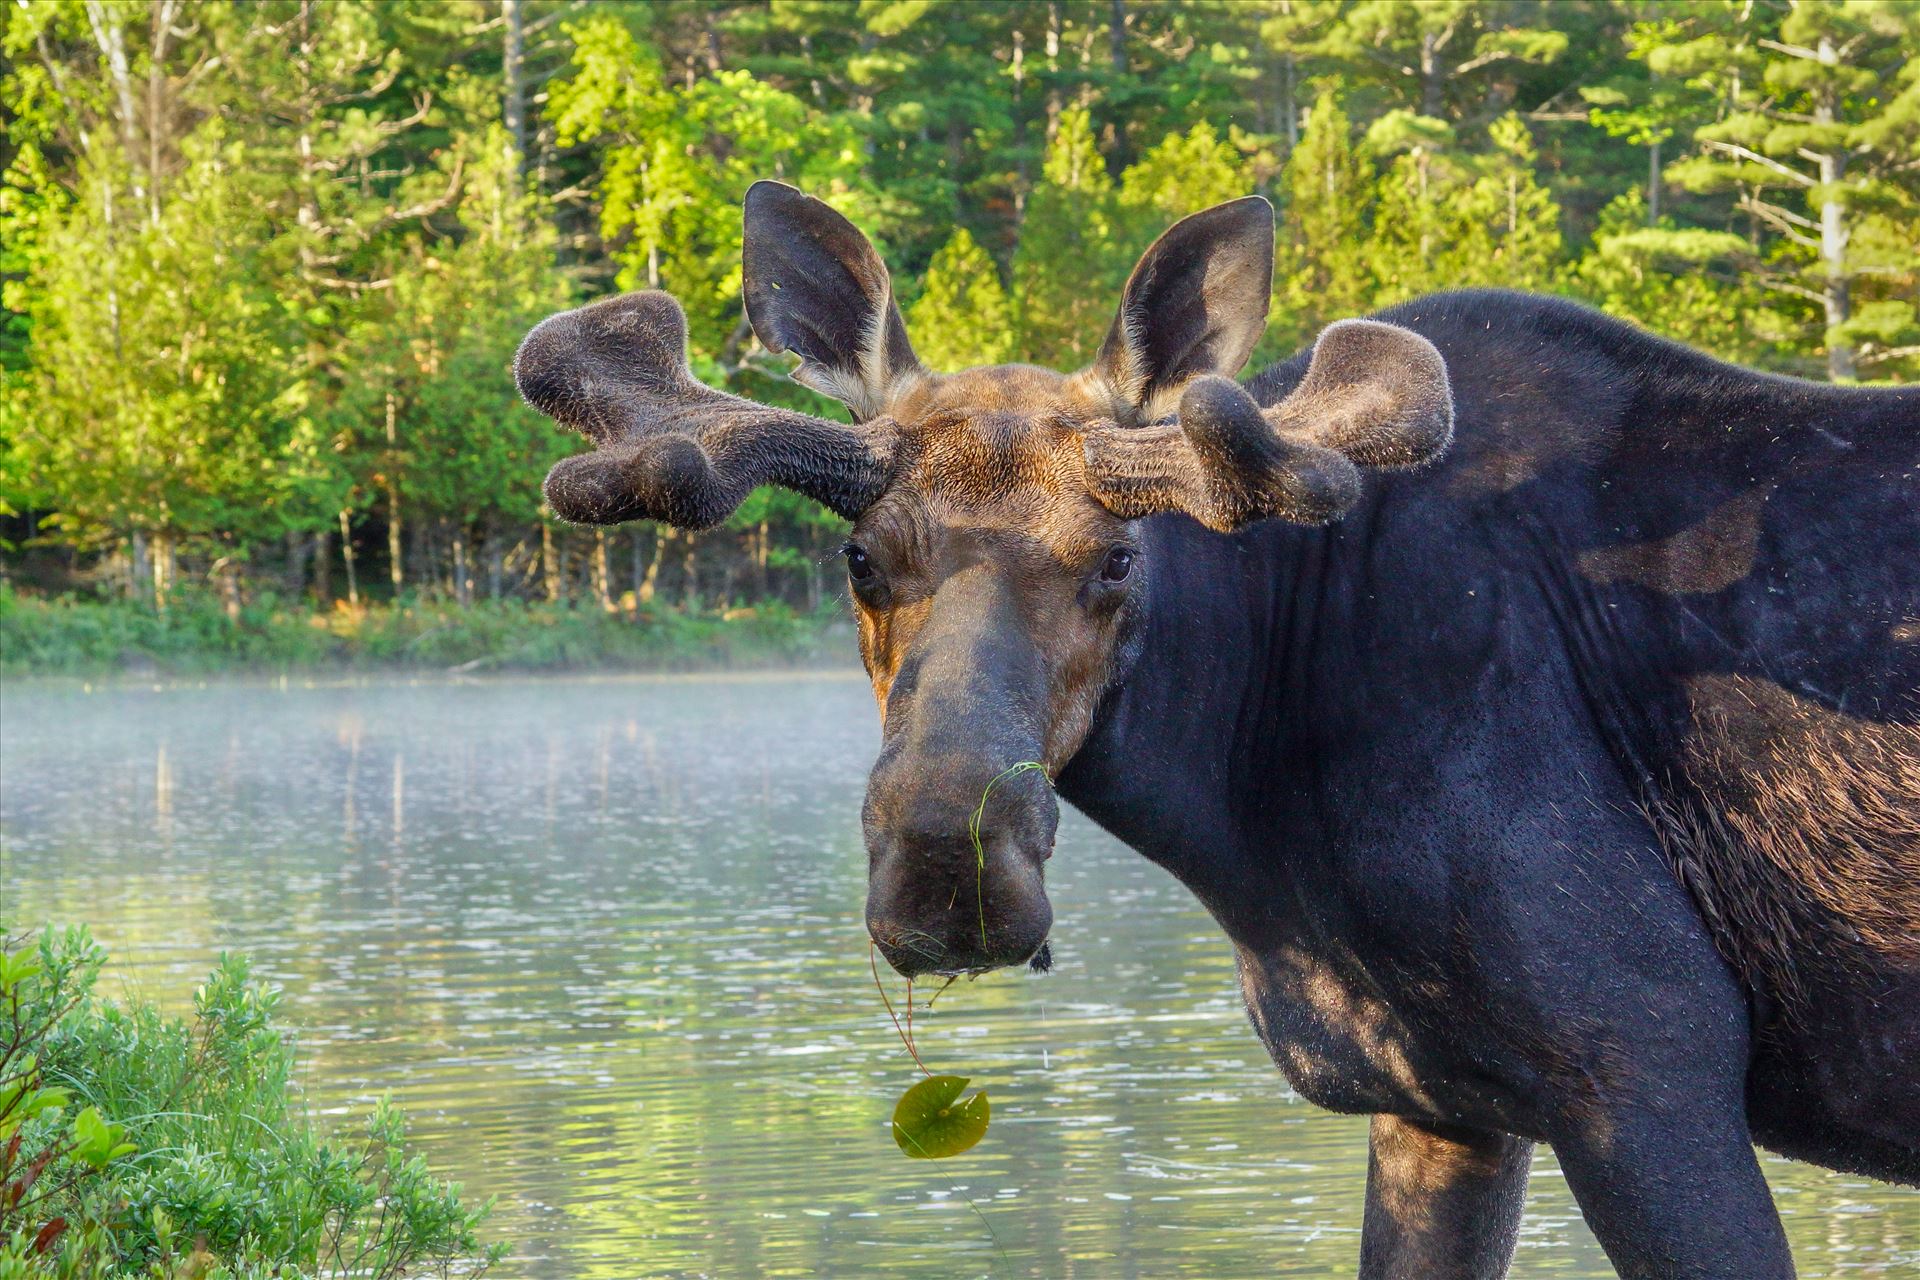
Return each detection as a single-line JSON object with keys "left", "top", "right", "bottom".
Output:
{"left": 891, "top": 1075, "right": 990, "bottom": 1159}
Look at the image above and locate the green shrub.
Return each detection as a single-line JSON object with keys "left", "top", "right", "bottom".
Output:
{"left": 0, "top": 584, "right": 847, "bottom": 677}
{"left": 0, "top": 927, "right": 502, "bottom": 1279}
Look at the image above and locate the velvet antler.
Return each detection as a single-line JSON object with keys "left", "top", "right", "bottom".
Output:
{"left": 1080, "top": 318, "right": 1454, "bottom": 531}
{"left": 514, "top": 290, "right": 897, "bottom": 529}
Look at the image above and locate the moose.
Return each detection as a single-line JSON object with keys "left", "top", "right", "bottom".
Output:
{"left": 514, "top": 183, "right": 1919, "bottom": 1279}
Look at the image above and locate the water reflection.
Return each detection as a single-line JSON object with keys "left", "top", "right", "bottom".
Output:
{"left": 2, "top": 676, "right": 1913, "bottom": 1277}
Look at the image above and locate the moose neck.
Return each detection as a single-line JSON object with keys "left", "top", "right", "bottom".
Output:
{"left": 1055, "top": 509, "right": 1354, "bottom": 946}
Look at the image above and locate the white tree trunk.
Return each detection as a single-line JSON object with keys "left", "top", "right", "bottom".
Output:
{"left": 1815, "top": 36, "right": 1854, "bottom": 381}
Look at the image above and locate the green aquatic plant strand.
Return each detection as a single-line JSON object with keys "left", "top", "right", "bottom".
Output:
{"left": 968, "top": 761, "right": 1051, "bottom": 949}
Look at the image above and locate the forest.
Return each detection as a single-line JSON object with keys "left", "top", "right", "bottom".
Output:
{"left": 1, "top": 0, "right": 1915, "bottom": 656}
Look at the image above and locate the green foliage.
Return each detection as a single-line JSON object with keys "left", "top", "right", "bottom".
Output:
{"left": 333, "top": 121, "right": 576, "bottom": 544}
{"left": 549, "top": 13, "right": 877, "bottom": 353}
{"left": 1369, "top": 111, "right": 1564, "bottom": 302}
{"left": 906, "top": 228, "right": 1017, "bottom": 372}
{"left": 2, "top": 126, "right": 311, "bottom": 552}
{"left": 1, "top": 0, "right": 1913, "bottom": 643}
{"left": 1570, "top": 190, "right": 1784, "bottom": 370}
{"left": 1639, "top": 0, "right": 1920, "bottom": 378}
{"left": 1012, "top": 107, "right": 1125, "bottom": 368}
{"left": 0, "top": 585, "right": 843, "bottom": 678}
{"left": 1118, "top": 121, "right": 1264, "bottom": 226}
{"left": 1273, "top": 92, "right": 1374, "bottom": 350}
{"left": 0, "top": 927, "right": 500, "bottom": 1279}
{"left": 1312, "top": 1, "right": 1568, "bottom": 120}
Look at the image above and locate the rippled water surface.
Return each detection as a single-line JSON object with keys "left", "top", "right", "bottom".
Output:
{"left": 3, "top": 676, "right": 1913, "bottom": 1278}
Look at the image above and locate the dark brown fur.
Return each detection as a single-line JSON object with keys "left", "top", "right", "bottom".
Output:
{"left": 514, "top": 185, "right": 1920, "bottom": 1276}
{"left": 1650, "top": 675, "right": 1920, "bottom": 1014}
{"left": 844, "top": 367, "right": 1129, "bottom": 756}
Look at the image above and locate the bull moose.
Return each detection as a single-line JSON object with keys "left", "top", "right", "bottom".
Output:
{"left": 514, "top": 183, "right": 1919, "bottom": 1279}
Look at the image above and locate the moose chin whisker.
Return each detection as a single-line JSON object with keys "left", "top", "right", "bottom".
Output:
{"left": 1028, "top": 941, "right": 1054, "bottom": 973}
{"left": 895, "top": 930, "right": 946, "bottom": 962}
{"left": 870, "top": 925, "right": 947, "bottom": 965}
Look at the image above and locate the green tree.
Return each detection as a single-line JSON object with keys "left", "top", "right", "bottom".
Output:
{"left": 1317, "top": 1, "right": 1569, "bottom": 123}
{"left": 0, "top": 0, "right": 331, "bottom": 606}
{"left": 1012, "top": 106, "right": 1124, "bottom": 367}
{"left": 1118, "top": 119, "right": 1266, "bottom": 224}
{"left": 1647, "top": 0, "right": 1920, "bottom": 379}
{"left": 334, "top": 113, "right": 574, "bottom": 603}
{"left": 1369, "top": 111, "right": 1563, "bottom": 301}
{"left": 1274, "top": 91, "right": 1375, "bottom": 347}
{"left": 1581, "top": 15, "right": 1720, "bottom": 227}
{"left": 1572, "top": 189, "right": 1780, "bottom": 368}
{"left": 199, "top": 0, "right": 472, "bottom": 599}
{"left": 907, "top": 228, "right": 1018, "bottom": 372}
{"left": 549, "top": 12, "right": 876, "bottom": 357}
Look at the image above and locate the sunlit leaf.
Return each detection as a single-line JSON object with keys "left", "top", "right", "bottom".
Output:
{"left": 71, "top": 1106, "right": 134, "bottom": 1169}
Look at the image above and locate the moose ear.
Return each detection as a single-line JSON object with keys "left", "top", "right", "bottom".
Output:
{"left": 742, "top": 181, "right": 924, "bottom": 421}
{"left": 1086, "top": 195, "right": 1274, "bottom": 422}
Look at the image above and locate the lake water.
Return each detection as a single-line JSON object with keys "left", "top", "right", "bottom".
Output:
{"left": 2, "top": 676, "right": 1913, "bottom": 1278}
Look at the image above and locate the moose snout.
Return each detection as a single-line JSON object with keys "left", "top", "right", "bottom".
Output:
{"left": 863, "top": 754, "right": 1057, "bottom": 978}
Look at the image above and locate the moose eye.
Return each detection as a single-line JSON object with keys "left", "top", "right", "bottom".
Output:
{"left": 843, "top": 544, "right": 875, "bottom": 582}
{"left": 1100, "top": 547, "right": 1135, "bottom": 583}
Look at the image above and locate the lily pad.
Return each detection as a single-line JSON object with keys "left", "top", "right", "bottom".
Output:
{"left": 891, "top": 1074, "right": 990, "bottom": 1159}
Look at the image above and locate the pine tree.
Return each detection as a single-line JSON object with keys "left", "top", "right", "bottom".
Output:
{"left": 1117, "top": 120, "right": 1264, "bottom": 225}
{"left": 1581, "top": 16, "right": 1719, "bottom": 228}
{"left": 1274, "top": 91, "right": 1374, "bottom": 347}
{"left": 1648, "top": 1, "right": 1920, "bottom": 379}
{"left": 1011, "top": 106, "right": 1124, "bottom": 368}
{"left": 907, "top": 228, "right": 1018, "bottom": 372}
{"left": 1368, "top": 112, "right": 1563, "bottom": 303}
{"left": 1480, "top": 112, "right": 1564, "bottom": 289}
{"left": 1318, "top": 1, "right": 1568, "bottom": 124}
{"left": 1572, "top": 189, "right": 1777, "bottom": 370}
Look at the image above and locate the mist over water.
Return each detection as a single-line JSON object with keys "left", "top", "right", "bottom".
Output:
{"left": 3, "top": 676, "right": 1912, "bottom": 1278}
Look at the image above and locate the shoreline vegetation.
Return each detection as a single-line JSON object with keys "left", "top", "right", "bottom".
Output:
{"left": 0, "top": 926, "right": 501, "bottom": 1279}
{"left": 0, "top": 587, "right": 853, "bottom": 680}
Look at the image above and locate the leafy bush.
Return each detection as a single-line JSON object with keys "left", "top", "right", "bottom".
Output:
{"left": 0, "top": 927, "right": 501, "bottom": 1279}
{"left": 0, "top": 584, "right": 847, "bottom": 677}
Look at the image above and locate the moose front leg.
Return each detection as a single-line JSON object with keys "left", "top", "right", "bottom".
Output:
{"left": 1550, "top": 1100, "right": 1793, "bottom": 1280}
{"left": 1357, "top": 1114, "right": 1531, "bottom": 1280}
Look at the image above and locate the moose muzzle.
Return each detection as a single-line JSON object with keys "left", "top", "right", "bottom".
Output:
{"left": 861, "top": 566, "right": 1059, "bottom": 977}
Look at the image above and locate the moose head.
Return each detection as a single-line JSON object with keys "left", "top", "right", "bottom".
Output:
{"left": 515, "top": 182, "right": 1452, "bottom": 978}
